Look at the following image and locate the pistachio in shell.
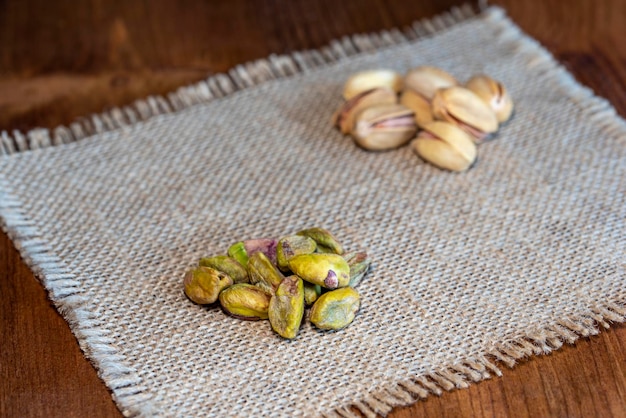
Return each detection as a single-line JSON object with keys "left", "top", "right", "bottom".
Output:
{"left": 296, "top": 227, "right": 345, "bottom": 255}
{"left": 403, "top": 66, "right": 458, "bottom": 100}
{"left": 183, "top": 266, "right": 233, "bottom": 305}
{"left": 276, "top": 235, "right": 317, "bottom": 272}
{"left": 401, "top": 67, "right": 458, "bottom": 129}
{"left": 333, "top": 87, "right": 398, "bottom": 134}
{"left": 199, "top": 255, "right": 248, "bottom": 284}
{"left": 465, "top": 74, "right": 514, "bottom": 123}
{"left": 400, "top": 89, "right": 434, "bottom": 129}
{"left": 352, "top": 103, "right": 417, "bottom": 151}
{"left": 309, "top": 287, "right": 361, "bottom": 331}
{"left": 288, "top": 253, "right": 350, "bottom": 289}
{"left": 412, "top": 121, "right": 477, "bottom": 172}
{"left": 219, "top": 283, "right": 271, "bottom": 320}
{"left": 343, "top": 69, "right": 403, "bottom": 100}
{"left": 268, "top": 276, "right": 305, "bottom": 339}
{"left": 247, "top": 251, "right": 285, "bottom": 295}
{"left": 431, "top": 86, "right": 498, "bottom": 143}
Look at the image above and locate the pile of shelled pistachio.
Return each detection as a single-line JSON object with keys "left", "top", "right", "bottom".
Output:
{"left": 183, "top": 228, "right": 370, "bottom": 339}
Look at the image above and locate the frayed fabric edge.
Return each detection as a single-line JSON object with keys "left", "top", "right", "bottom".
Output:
{"left": 0, "top": 180, "right": 162, "bottom": 417}
{"left": 333, "top": 302, "right": 625, "bottom": 418}
{"left": 325, "top": 6, "right": 626, "bottom": 418}
{"left": 0, "top": 3, "right": 479, "bottom": 156}
{"left": 0, "top": 4, "right": 483, "bottom": 417}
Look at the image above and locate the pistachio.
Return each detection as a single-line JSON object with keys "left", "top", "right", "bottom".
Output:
{"left": 309, "top": 287, "right": 361, "bottom": 331}
{"left": 296, "top": 227, "right": 344, "bottom": 255}
{"left": 199, "top": 255, "right": 248, "bottom": 284}
{"left": 219, "top": 283, "right": 272, "bottom": 320}
{"left": 465, "top": 74, "right": 514, "bottom": 123}
{"left": 404, "top": 66, "right": 458, "bottom": 100}
{"left": 400, "top": 89, "right": 434, "bottom": 129}
{"left": 245, "top": 238, "right": 279, "bottom": 265}
{"left": 412, "top": 121, "right": 477, "bottom": 172}
{"left": 183, "top": 266, "right": 233, "bottom": 305}
{"left": 401, "top": 67, "right": 457, "bottom": 129}
{"left": 352, "top": 104, "right": 417, "bottom": 151}
{"left": 303, "top": 282, "right": 322, "bottom": 306}
{"left": 343, "top": 69, "right": 403, "bottom": 100}
{"left": 227, "top": 238, "right": 278, "bottom": 267}
{"left": 333, "top": 87, "right": 398, "bottom": 134}
{"left": 431, "top": 86, "right": 498, "bottom": 142}
{"left": 276, "top": 235, "right": 317, "bottom": 271}
{"left": 227, "top": 241, "right": 249, "bottom": 267}
{"left": 288, "top": 253, "right": 350, "bottom": 289}
{"left": 343, "top": 251, "right": 371, "bottom": 288}
{"left": 268, "top": 276, "right": 305, "bottom": 339}
{"left": 247, "top": 251, "right": 285, "bottom": 295}
{"left": 313, "top": 245, "right": 338, "bottom": 254}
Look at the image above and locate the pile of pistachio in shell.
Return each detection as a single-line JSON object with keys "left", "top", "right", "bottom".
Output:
{"left": 183, "top": 227, "right": 370, "bottom": 339}
{"left": 332, "top": 66, "right": 514, "bottom": 171}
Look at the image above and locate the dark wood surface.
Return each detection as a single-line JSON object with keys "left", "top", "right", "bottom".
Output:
{"left": 1, "top": 1, "right": 625, "bottom": 417}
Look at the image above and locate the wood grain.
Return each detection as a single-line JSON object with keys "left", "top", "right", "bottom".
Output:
{"left": 1, "top": 1, "right": 625, "bottom": 417}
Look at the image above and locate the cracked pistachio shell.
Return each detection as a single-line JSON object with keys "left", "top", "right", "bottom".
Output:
{"left": 288, "top": 253, "right": 350, "bottom": 289}
{"left": 431, "top": 86, "right": 498, "bottom": 142}
{"left": 343, "top": 69, "right": 403, "bottom": 100}
{"left": 465, "top": 74, "right": 514, "bottom": 123}
{"left": 352, "top": 104, "right": 417, "bottom": 151}
{"left": 277, "top": 235, "right": 317, "bottom": 271}
{"left": 304, "top": 282, "right": 322, "bottom": 306}
{"left": 412, "top": 121, "right": 477, "bottom": 172}
{"left": 219, "top": 283, "right": 271, "bottom": 320}
{"left": 333, "top": 87, "right": 398, "bottom": 134}
{"left": 296, "top": 227, "right": 344, "bottom": 255}
{"left": 199, "top": 255, "right": 248, "bottom": 284}
{"left": 183, "top": 266, "right": 233, "bottom": 305}
{"left": 343, "top": 251, "right": 371, "bottom": 288}
{"left": 247, "top": 251, "right": 284, "bottom": 295}
{"left": 403, "top": 66, "right": 458, "bottom": 100}
{"left": 309, "top": 287, "right": 361, "bottom": 331}
{"left": 400, "top": 89, "right": 434, "bottom": 129}
{"left": 268, "top": 276, "right": 305, "bottom": 339}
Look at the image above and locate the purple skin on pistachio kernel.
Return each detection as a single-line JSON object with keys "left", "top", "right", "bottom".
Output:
{"left": 245, "top": 239, "right": 278, "bottom": 265}
{"left": 324, "top": 270, "right": 339, "bottom": 289}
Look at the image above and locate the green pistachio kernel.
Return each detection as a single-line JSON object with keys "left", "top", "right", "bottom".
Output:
{"left": 288, "top": 253, "right": 350, "bottom": 289}
{"left": 303, "top": 281, "right": 322, "bottom": 306}
{"left": 183, "top": 266, "right": 233, "bottom": 305}
{"left": 296, "top": 227, "right": 344, "bottom": 255}
{"left": 199, "top": 255, "right": 248, "bottom": 284}
{"left": 219, "top": 283, "right": 272, "bottom": 320}
{"left": 227, "top": 242, "right": 249, "bottom": 267}
{"left": 276, "top": 235, "right": 317, "bottom": 271}
{"left": 248, "top": 251, "right": 284, "bottom": 295}
{"left": 309, "top": 287, "right": 360, "bottom": 331}
{"left": 343, "top": 251, "right": 371, "bottom": 288}
{"left": 268, "top": 276, "right": 305, "bottom": 339}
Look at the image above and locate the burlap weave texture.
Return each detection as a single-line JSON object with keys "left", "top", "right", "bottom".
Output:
{"left": 1, "top": 6, "right": 625, "bottom": 418}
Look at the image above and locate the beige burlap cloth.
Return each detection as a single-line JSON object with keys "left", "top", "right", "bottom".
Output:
{"left": 1, "top": 5, "right": 625, "bottom": 417}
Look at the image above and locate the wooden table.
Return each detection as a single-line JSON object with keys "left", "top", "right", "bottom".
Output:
{"left": 1, "top": 1, "right": 624, "bottom": 416}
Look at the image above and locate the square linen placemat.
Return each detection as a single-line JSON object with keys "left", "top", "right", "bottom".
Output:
{"left": 1, "top": 5, "right": 625, "bottom": 417}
